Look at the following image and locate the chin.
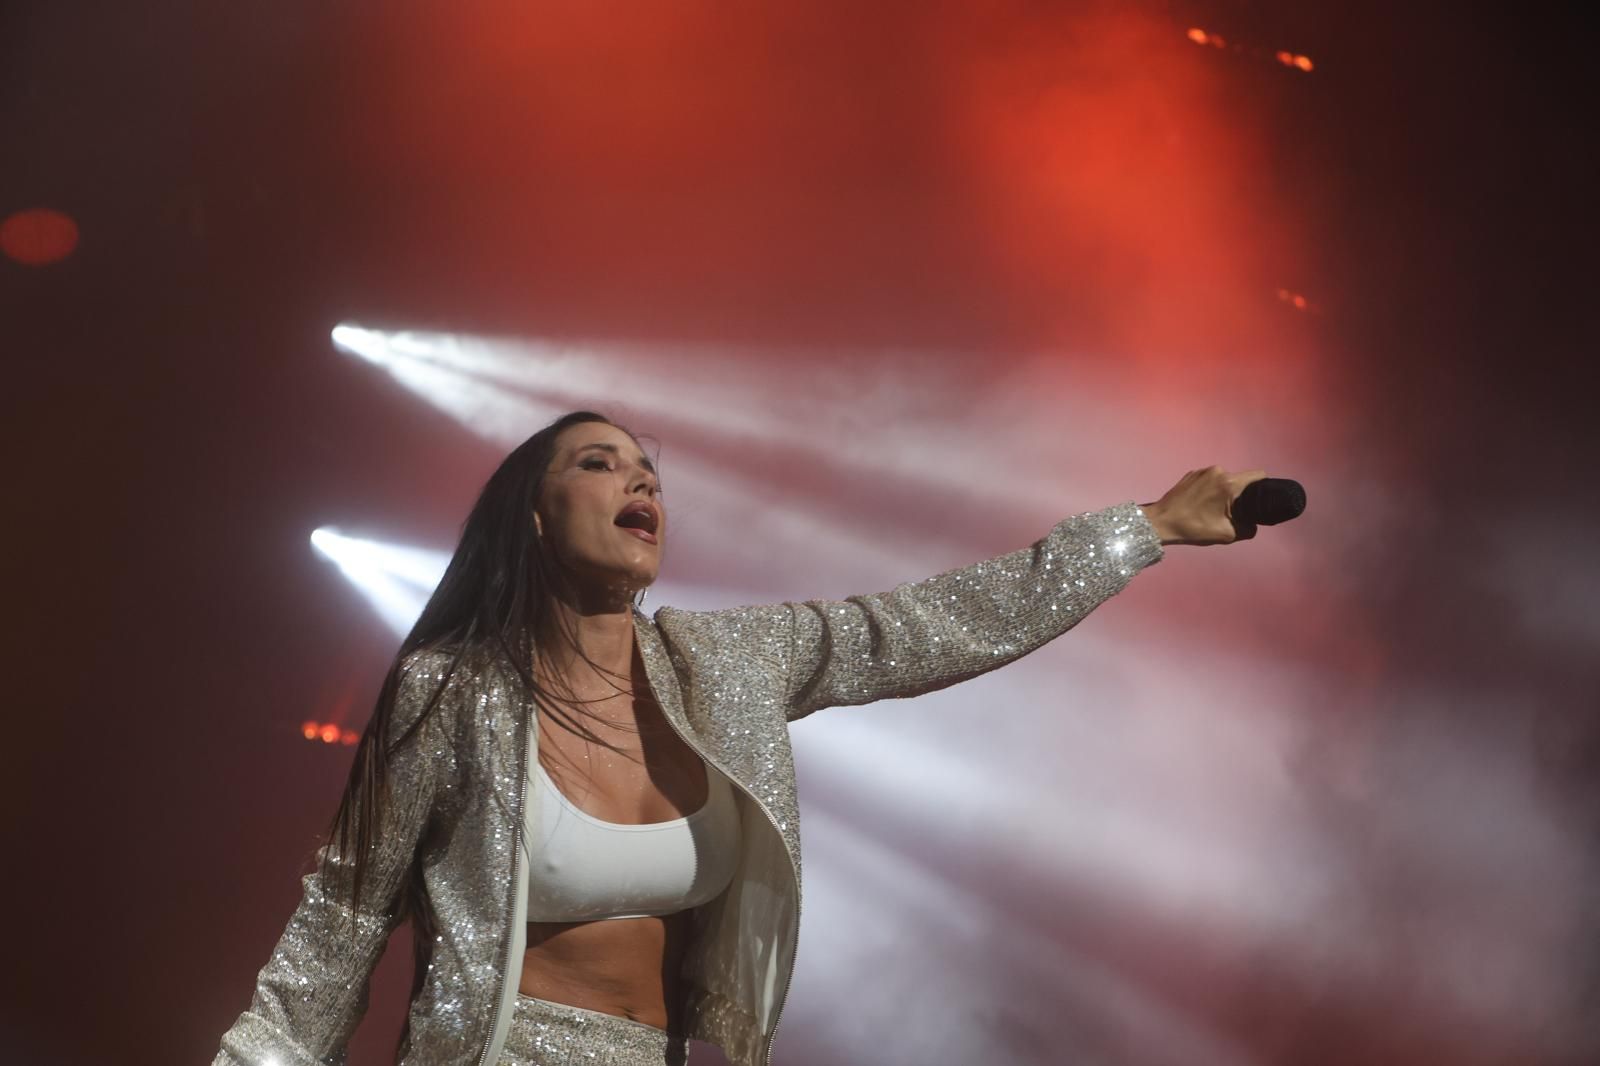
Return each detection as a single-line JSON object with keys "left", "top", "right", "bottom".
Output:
{"left": 622, "top": 555, "right": 660, "bottom": 587}
{"left": 610, "top": 562, "right": 657, "bottom": 592}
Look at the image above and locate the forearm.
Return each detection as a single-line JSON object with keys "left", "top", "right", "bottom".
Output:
{"left": 214, "top": 650, "right": 461, "bottom": 1064}
{"left": 215, "top": 899, "right": 387, "bottom": 1065}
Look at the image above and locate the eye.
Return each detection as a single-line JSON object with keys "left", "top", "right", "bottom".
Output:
{"left": 579, "top": 457, "right": 612, "bottom": 471}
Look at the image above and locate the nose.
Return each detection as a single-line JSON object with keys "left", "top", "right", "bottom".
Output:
{"left": 628, "top": 463, "right": 659, "bottom": 498}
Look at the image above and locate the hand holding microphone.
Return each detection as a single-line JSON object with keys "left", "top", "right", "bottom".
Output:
{"left": 1139, "top": 467, "right": 1306, "bottom": 546}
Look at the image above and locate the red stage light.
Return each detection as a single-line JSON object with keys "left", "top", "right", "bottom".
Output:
{"left": 1187, "top": 28, "right": 1208, "bottom": 44}
{"left": 1276, "top": 50, "right": 1295, "bottom": 65}
{"left": 1, "top": 207, "right": 79, "bottom": 265}
{"left": 1294, "top": 55, "right": 1314, "bottom": 72}
{"left": 302, "top": 719, "right": 361, "bottom": 746}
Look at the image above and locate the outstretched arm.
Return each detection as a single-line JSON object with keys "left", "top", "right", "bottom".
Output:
{"left": 773, "top": 467, "right": 1265, "bottom": 717}
{"left": 771, "top": 466, "right": 1264, "bottom": 717}
{"left": 213, "top": 650, "right": 463, "bottom": 1066}
{"left": 653, "top": 468, "right": 1263, "bottom": 721}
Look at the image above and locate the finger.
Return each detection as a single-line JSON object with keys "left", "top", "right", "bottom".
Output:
{"left": 1229, "top": 469, "right": 1270, "bottom": 494}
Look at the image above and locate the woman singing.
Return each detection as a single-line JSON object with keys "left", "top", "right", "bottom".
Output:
{"left": 214, "top": 410, "right": 1265, "bottom": 1066}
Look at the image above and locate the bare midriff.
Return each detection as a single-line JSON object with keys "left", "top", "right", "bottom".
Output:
{"left": 519, "top": 912, "right": 693, "bottom": 1032}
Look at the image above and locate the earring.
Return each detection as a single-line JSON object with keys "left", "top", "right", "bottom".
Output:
{"left": 634, "top": 587, "right": 649, "bottom": 609}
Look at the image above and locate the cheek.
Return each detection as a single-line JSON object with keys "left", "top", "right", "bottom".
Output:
{"left": 563, "top": 487, "right": 620, "bottom": 549}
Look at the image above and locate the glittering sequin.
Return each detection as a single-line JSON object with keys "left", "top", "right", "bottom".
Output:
{"left": 214, "top": 502, "right": 1161, "bottom": 1066}
{"left": 498, "top": 995, "right": 689, "bottom": 1066}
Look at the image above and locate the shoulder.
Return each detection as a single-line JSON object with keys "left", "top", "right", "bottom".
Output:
{"left": 396, "top": 645, "right": 460, "bottom": 684}
{"left": 391, "top": 642, "right": 523, "bottom": 732}
{"left": 653, "top": 603, "right": 796, "bottom": 641}
{"left": 650, "top": 603, "right": 798, "bottom": 675}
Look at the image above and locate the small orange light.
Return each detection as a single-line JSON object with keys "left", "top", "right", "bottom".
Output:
{"left": 1276, "top": 50, "right": 1294, "bottom": 65}
{"left": 302, "top": 721, "right": 320, "bottom": 740}
{"left": 1294, "top": 55, "right": 1314, "bottom": 72}
{"left": 1276, "top": 288, "right": 1291, "bottom": 301}
{"left": 341, "top": 730, "right": 360, "bottom": 746}
{"left": 320, "top": 724, "right": 341, "bottom": 744}
{"left": 1210, "top": 34, "right": 1226, "bottom": 48}
{"left": 1187, "top": 28, "right": 1208, "bottom": 44}
{"left": 1291, "top": 294, "right": 1308, "bottom": 310}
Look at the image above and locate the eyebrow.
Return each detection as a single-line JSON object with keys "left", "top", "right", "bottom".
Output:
{"left": 575, "top": 441, "right": 657, "bottom": 476}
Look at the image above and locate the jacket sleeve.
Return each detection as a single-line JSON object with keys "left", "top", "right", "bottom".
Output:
{"left": 780, "top": 501, "right": 1162, "bottom": 720}
{"left": 213, "top": 649, "right": 464, "bottom": 1066}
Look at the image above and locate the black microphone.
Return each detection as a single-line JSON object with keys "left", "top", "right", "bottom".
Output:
{"left": 1230, "top": 478, "right": 1306, "bottom": 540}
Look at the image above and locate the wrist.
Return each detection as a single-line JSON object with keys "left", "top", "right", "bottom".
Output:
{"left": 1138, "top": 502, "right": 1173, "bottom": 546}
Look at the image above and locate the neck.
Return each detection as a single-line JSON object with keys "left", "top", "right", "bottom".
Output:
{"left": 537, "top": 584, "right": 638, "bottom": 686}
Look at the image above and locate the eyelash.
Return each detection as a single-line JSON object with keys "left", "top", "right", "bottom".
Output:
{"left": 579, "top": 457, "right": 663, "bottom": 494}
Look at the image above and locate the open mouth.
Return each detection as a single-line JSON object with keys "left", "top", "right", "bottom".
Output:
{"left": 614, "top": 502, "right": 659, "bottom": 543}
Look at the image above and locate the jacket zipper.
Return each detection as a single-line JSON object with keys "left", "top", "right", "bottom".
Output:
{"left": 758, "top": 900, "right": 799, "bottom": 1066}
{"left": 654, "top": 711, "right": 800, "bottom": 1066}
{"left": 474, "top": 704, "right": 531, "bottom": 1066}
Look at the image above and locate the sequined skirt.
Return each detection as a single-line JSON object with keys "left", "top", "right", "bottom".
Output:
{"left": 497, "top": 994, "right": 690, "bottom": 1066}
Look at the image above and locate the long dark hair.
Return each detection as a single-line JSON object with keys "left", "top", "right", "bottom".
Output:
{"left": 320, "top": 410, "right": 651, "bottom": 1033}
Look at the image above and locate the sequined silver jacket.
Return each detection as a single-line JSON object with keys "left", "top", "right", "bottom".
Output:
{"left": 215, "top": 502, "right": 1162, "bottom": 1066}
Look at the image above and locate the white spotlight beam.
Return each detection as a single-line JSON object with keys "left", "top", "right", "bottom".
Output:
{"left": 327, "top": 323, "right": 1166, "bottom": 522}
{"left": 310, "top": 527, "right": 451, "bottom": 637}
{"left": 333, "top": 324, "right": 569, "bottom": 443}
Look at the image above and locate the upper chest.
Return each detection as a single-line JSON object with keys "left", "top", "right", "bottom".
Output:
{"left": 534, "top": 690, "right": 710, "bottom": 825}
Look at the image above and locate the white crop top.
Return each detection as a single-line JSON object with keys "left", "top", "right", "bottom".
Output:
{"left": 524, "top": 758, "right": 741, "bottom": 923}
